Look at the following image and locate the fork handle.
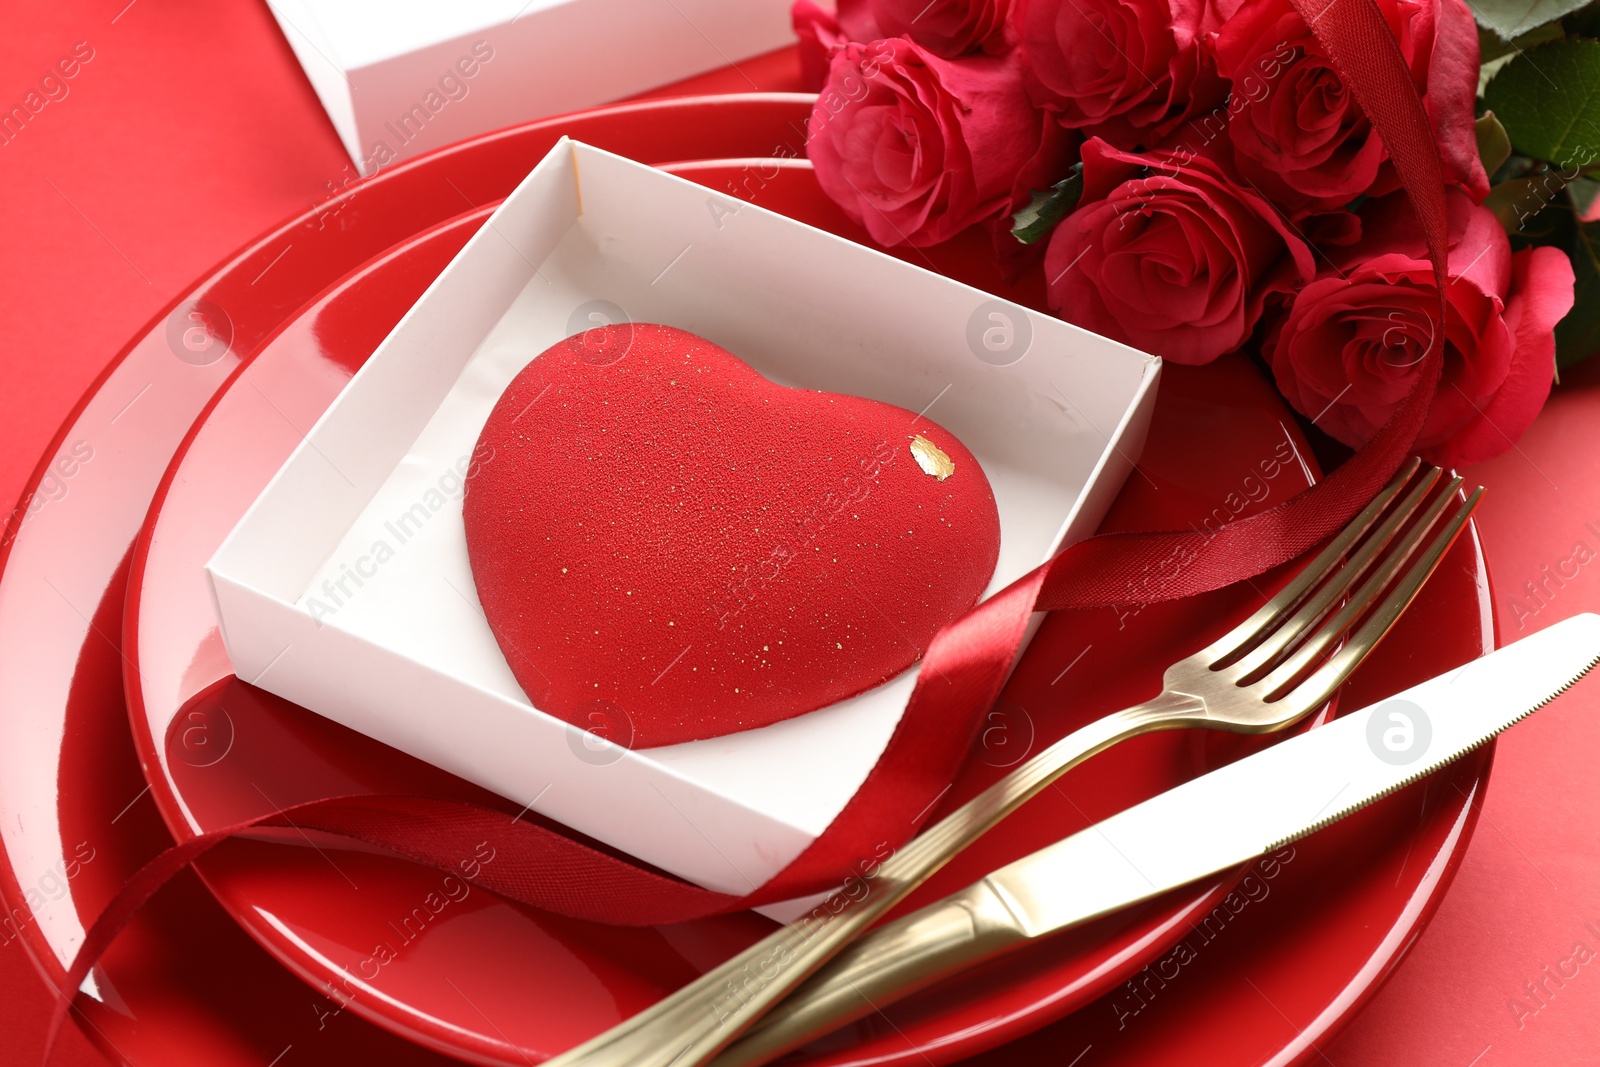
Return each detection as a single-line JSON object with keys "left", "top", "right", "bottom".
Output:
{"left": 541, "top": 702, "right": 1180, "bottom": 1067}
{"left": 707, "top": 877, "right": 1027, "bottom": 1067}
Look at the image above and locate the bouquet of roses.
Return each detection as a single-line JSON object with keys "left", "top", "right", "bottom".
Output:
{"left": 793, "top": 0, "right": 1599, "bottom": 468}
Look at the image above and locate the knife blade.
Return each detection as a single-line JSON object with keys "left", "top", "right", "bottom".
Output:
{"left": 713, "top": 612, "right": 1600, "bottom": 1067}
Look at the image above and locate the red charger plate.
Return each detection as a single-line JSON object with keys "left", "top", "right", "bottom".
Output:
{"left": 0, "top": 97, "right": 1495, "bottom": 1067}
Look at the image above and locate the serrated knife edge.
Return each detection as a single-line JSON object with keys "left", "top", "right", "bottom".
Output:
{"left": 1267, "top": 645, "right": 1600, "bottom": 851}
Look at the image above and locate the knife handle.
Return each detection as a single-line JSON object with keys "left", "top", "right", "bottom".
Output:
{"left": 709, "top": 877, "right": 1029, "bottom": 1067}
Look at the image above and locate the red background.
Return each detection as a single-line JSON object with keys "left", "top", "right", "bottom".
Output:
{"left": 4, "top": 3, "right": 1600, "bottom": 1065}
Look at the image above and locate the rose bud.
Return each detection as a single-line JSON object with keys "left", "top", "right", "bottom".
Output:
{"left": 807, "top": 38, "right": 1050, "bottom": 247}
{"left": 792, "top": 0, "right": 883, "bottom": 90}
{"left": 1211, "top": 0, "right": 1488, "bottom": 215}
{"left": 870, "top": 0, "right": 1013, "bottom": 57}
{"left": 1264, "top": 190, "right": 1574, "bottom": 468}
{"left": 1043, "top": 137, "right": 1315, "bottom": 365}
{"left": 1017, "top": 0, "right": 1226, "bottom": 145}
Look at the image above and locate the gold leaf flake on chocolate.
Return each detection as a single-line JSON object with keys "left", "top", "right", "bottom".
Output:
{"left": 908, "top": 435, "right": 955, "bottom": 481}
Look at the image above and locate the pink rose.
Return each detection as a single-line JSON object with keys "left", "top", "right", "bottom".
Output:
{"left": 1018, "top": 0, "right": 1225, "bottom": 144}
{"left": 872, "top": 0, "right": 1013, "bottom": 57}
{"left": 1211, "top": 0, "right": 1488, "bottom": 215}
{"left": 793, "top": 1, "right": 883, "bottom": 91}
{"left": 1043, "top": 137, "right": 1315, "bottom": 365}
{"left": 1264, "top": 191, "right": 1574, "bottom": 468}
{"left": 792, "top": 0, "right": 1011, "bottom": 86}
{"left": 808, "top": 39, "right": 1050, "bottom": 247}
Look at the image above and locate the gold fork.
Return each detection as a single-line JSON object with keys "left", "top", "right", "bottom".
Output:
{"left": 545, "top": 459, "right": 1479, "bottom": 1067}
{"left": 710, "top": 462, "right": 1481, "bottom": 1067}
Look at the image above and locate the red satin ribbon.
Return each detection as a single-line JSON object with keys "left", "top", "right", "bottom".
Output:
{"left": 47, "top": 0, "right": 1455, "bottom": 1056}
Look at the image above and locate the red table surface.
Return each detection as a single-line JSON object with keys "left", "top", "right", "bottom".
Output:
{"left": 4, "top": 4, "right": 1600, "bottom": 1066}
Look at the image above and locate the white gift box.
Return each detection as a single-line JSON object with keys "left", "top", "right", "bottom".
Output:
{"left": 207, "top": 139, "right": 1160, "bottom": 902}
{"left": 264, "top": 0, "right": 797, "bottom": 176}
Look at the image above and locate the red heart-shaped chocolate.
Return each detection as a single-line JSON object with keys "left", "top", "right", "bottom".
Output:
{"left": 463, "top": 324, "right": 1001, "bottom": 747}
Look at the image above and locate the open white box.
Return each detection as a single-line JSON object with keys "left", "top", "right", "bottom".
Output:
{"left": 265, "top": 0, "right": 795, "bottom": 175}
{"left": 207, "top": 140, "right": 1160, "bottom": 900}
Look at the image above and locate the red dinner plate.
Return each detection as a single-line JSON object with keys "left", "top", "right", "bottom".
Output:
{"left": 0, "top": 95, "right": 1494, "bottom": 1067}
{"left": 124, "top": 157, "right": 1492, "bottom": 1066}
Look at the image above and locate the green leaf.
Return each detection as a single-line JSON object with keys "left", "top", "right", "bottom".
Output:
{"left": 1484, "top": 38, "right": 1600, "bottom": 170}
{"left": 1484, "top": 176, "right": 1547, "bottom": 233}
{"left": 1474, "top": 0, "right": 1591, "bottom": 41}
{"left": 1570, "top": 174, "right": 1600, "bottom": 214}
{"left": 1563, "top": 2, "right": 1600, "bottom": 39}
{"left": 1477, "top": 112, "right": 1514, "bottom": 176}
{"left": 1557, "top": 219, "right": 1600, "bottom": 368}
{"left": 1478, "top": 20, "right": 1567, "bottom": 64}
{"left": 1010, "top": 164, "right": 1084, "bottom": 245}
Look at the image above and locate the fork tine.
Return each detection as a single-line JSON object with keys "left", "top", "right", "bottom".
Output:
{"left": 1262, "top": 482, "right": 1482, "bottom": 705}
{"left": 1257, "top": 475, "right": 1464, "bottom": 696}
{"left": 1229, "top": 467, "right": 1442, "bottom": 683}
{"left": 1287, "top": 485, "right": 1484, "bottom": 706}
{"left": 1210, "top": 457, "right": 1425, "bottom": 665}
